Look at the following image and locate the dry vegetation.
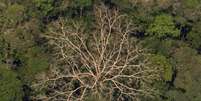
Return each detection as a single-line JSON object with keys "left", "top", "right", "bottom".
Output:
{"left": 32, "top": 4, "right": 161, "bottom": 101}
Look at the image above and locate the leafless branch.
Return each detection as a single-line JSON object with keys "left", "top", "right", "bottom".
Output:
{"left": 32, "top": 4, "right": 160, "bottom": 101}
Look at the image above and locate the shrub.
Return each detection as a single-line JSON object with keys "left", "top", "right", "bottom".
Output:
{"left": 5, "top": 4, "right": 25, "bottom": 25}
{"left": 0, "top": 66, "right": 23, "bottom": 101}
{"left": 149, "top": 54, "right": 173, "bottom": 81}
{"left": 187, "top": 21, "right": 201, "bottom": 49}
{"left": 34, "top": 0, "right": 54, "bottom": 16}
{"left": 18, "top": 47, "right": 49, "bottom": 83}
{"left": 147, "top": 14, "right": 180, "bottom": 38}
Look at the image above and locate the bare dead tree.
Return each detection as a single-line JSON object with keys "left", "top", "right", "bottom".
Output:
{"left": 32, "top": 4, "right": 161, "bottom": 101}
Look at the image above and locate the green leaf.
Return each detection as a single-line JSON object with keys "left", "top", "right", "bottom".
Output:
{"left": 5, "top": 4, "right": 25, "bottom": 24}
{"left": 71, "top": 0, "right": 92, "bottom": 8}
{"left": 147, "top": 14, "right": 180, "bottom": 38}
{"left": 150, "top": 54, "right": 173, "bottom": 81}
{"left": 34, "top": 0, "right": 54, "bottom": 16}
{"left": 0, "top": 66, "right": 23, "bottom": 101}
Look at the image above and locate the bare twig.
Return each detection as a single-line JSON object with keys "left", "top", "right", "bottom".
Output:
{"left": 32, "top": 4, "right": 160, "bottom": 101}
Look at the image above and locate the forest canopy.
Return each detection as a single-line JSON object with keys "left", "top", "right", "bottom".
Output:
{"left": 0, "top": 0, "right": 201, "bottom": 101}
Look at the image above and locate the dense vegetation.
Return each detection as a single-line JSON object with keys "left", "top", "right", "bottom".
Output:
{"left": 0, "top": 0, "right": 201, "bottom": 101}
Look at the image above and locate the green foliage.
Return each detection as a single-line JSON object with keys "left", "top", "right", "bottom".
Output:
{"left": 0, "top": 0, "right": 201, "bottom": 101}
{"left": 18, "top": 47, "right": 49, "bottom": 83}
{"left": 111, "top": 0, "right": 133, "bottom": 9}
{"left": 165, "top": 47, "right": 201, "bottom": 101}
{"left": 71, "top": 0, "right": 92, "bottom": 8}
{"left": 183, "top": 0, "right": 200, "bottom": 9}
{"left": 174, "top": 0, "right": 201, "bottom": 22}
{"left": 147, "top": 14, "right": 180, "bottom": 38}
{"left": 187, "top": 21, "right": 201, "bottom": 49}
{"left": 150, "top": 54, "right": 173, "bottom": 81}
{"left": 174, "top": 16, "right": 188, "bottom": 27}
{"left": 34, "top": 0, "right": 54, "bottom": 16}
{"left": 173, "top": 47, "right": 198, "bottom": 71}
{"left": 145, "top": 46, "right": 201, "bottom": 101}
{"left": 129, "top": 7, "right": 155, "bottom": 33}
{"left": 0, "top": 66, "right": 23, "bottom": 101}
{"left": 27, "top": 57, "right": 48, "bottom": 75}
{"left": 142, "top": 38, "right": 183, "bottom": 56}
{"left": 0, "top": 1, "right": 6, "bottom": 10}
{"left": 0, "top": 35, "right": 7, "bottom": 61}
{"left": 5, "top": 4, "right": 25, "bottom": 25}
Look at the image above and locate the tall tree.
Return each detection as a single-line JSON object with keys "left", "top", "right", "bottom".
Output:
{"left": 32, "top": 4, "right": 161, "bottom": 101}
{"left": 147, "top": 14, "right": 180, "bottom": 38}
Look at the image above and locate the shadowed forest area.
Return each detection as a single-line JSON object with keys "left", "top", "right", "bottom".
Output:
{"left": 0, "top": 0, "right": 201, "bottom": 101}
